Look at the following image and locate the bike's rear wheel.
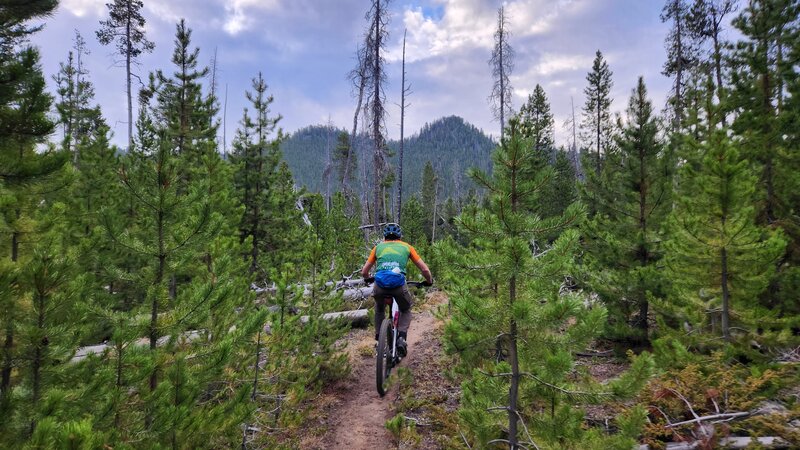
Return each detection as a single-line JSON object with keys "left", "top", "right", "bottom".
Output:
{"left": 376, "top": 318, "right": 393, "bottom": 397}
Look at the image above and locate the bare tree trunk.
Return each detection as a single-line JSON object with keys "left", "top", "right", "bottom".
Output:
{"left": 596, "top": 95, "right": 601, "bottom": 175}
{"left": 359, "top": 120, "right": 371, "bottom": 241}
{"left": 2, "top": 212, "right": 20, "bottom": 395}
{"left": 210, "top": 47, "right": 219, "bottom": 130}
{"left": 223, "top": 84, "right": 228, "bottom": 157}
{"left": 114, "top": 342, "right": 123, "bottom": 430}
{"left": 396, "top": 29, "right": 408, "bottom": 221}
{"left": 720, "top": 246, "right": 730, "bottom": 341}
{"left": 507, "top": 145, "right": 520, "bottom": 449}
{"left": 499, "top": 10, "right": 506, "bottom": 140}
{"left": 372, "top": 0, "right": 384, "bottom": 231}
{"left": 346, "top": 73, "right": 366, "bottom": 201}
{"left": 324, "top": 117, "right": 333, "bottom": 210}
{"left": 29, "top": 289, "right": 47, "bottom": 436}
{"left": 147, "top": 147, "right": 168, "bottom": 428}
{"left": 637, "top": 142, "right": 649, "bottom": 334}
{"left": 126, "top": 12, "right": 133, "bottom": 151}
{"left": 711, "top": 15, "right": 725, "bottom": 126}
{"left": 431, "top": 177, "right": 438, "bottom": 242}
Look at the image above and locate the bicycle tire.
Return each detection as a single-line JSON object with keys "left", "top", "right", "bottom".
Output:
{"left": 376, "top": 317, "right": 392, "bottom": 397}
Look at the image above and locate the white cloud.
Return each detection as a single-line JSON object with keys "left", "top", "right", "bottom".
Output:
{"left": 506, "top": 0, "right": 584, "bottom": 36}
{"left": 62, "top": 0, "right": 105, "bottom": 18}
{"left": 222, "top": 0, "right": 282, "bottom": 35}
{"left": 532, "top": 53, "right": 593, "bottom": 76}
{"left": 387, "top": 0, "right": 496, "bottom": 63}
{"left": 389, "top": 0, "right": 588, "bottom": 63}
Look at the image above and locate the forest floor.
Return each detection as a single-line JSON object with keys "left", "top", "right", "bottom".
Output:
{"left": 297, "top": 291, "right": 461, "bottom": 449}
{"left": 293, "top": 291, "right": 641, "bottom": 449}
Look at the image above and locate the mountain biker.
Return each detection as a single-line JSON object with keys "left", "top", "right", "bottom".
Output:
{"left": 361, "top": 223, "right": 433, "bottom": 358}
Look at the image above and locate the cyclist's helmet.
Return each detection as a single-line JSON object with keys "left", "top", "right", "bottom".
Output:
{"left": 383, "top": 222, "right": 403, "bottom": 240}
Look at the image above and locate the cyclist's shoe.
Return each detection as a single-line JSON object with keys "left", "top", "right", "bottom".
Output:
{"left": 397, "top": 337, "right": 408, "bottom": 358}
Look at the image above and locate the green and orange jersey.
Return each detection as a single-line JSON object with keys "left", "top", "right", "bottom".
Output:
{"left": 367, "top": 239, "right": 421, "bottom": 275}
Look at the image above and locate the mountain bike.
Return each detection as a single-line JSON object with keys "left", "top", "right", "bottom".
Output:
{"left": 364, "top": 278, "right": 430, "bottom": 397}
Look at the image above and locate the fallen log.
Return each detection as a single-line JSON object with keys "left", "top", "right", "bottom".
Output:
{"left": 664, "top": 411, "right": 750, "bottom": 428}
{"left": 576, "top": 349, "right": 614, "bottom": 357}
{"left": 71, "top": 330, "right": 204, "bottom": 363}
{"left": 719, "top": 436, "right": 791, "bottom": 449}
{"left": 638, "top": 436, "right": 791, "bottom": 450}
{"left": 300, "top": 309, "right": 369, "bottom": 327}
{"left": 72, "top": 310, "right": 369, "bottom": 363}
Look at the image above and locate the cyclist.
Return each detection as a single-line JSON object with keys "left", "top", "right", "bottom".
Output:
{"left": 361, "top": 223, "right": 433, "bottom": 357}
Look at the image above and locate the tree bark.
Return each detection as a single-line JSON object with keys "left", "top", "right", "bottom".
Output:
{"left": 721, "top": 246, "right": 730, "bottom": 341}
{"left": 711, "top": 13, "right": 725, "bottom": 126}
{"left": 126, "top": 5, "right": 133, "bottom": 151}
{"left": 499, "top": 12, "right": 505, "bottom": 140}
{"left": 675, "top": 3, "right": 684, "bottom": 130}
{"left": 372, "top": 0, "right": 383, "bottom": 231}
{"left": 507, "top": 146, "right": 520, "bottom": 449}
{"left": 638, "top": 127, "right": 649, "bottom": 334}
{"left": 396, "top": 30, "right": 407, "bottom": 221}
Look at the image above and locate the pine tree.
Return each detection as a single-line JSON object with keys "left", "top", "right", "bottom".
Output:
{"left": 581, "top": 50, "right": 615, "bottom": 177}
{"left": 261, "top": 159, "right": 306, "bottom": 277}
{"left": 687, "top": 0, "right": 736, "bottom": 125}
{"left": 420, "top": 161, "right": 438, "bottom": 242}
{"left": 540, "top": 148, "right": 577, "bottom": 220}
{"left": 230, "top": 72, "right": 282, "bottom": 274}
{"left": 96, "top": 0, "right": 155, "bottom": 150}
{"left": 662, "top": 0, "right": 699, "bottom": 130}
{"left": 518, "top": 84, "right": 555, "bottom": 167}
{"left": 665, "top": 131, "right": 786, "bottom": 342}
{"left": 439, "top": 118, "right": 653, "bottom": 448}
{"left": 53, "top": 31, "right": 103, "bottom": 160}
{"left": 0, "top": 0, "right": 67, "bottom": 413}
{"left": 154, "top": 20, "right": 217, "bottom": 162}
{"left": 103, "top": 109, "right": 260, "bottom": 446}
{"left": 582, "top": 77, "right": 670, "bottom": 340}
{"left": 728, "top": 0, "right": 800, "bottom": 315}
{"left": 517, "top": 84, "right": 560, "bottom": 219}
{"left": 6, "top": 207, "right": 85, "bottom": 440}
{"left": 333, "top": 131, "right": 357, "bottom": 192}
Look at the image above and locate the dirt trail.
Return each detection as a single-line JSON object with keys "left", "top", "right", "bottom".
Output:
{"left": 301, "top": 297, "right": 443, "bottom": 450}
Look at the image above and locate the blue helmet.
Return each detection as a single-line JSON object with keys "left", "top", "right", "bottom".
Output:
{"left": 383, "top": 222, "right": 403, "bottom": 240}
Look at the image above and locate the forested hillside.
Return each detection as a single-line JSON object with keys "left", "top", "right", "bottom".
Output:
{"left": 281, "top": 116, "right": 495, "bottom": 199}
{"left": 1, "top": 1, "right": 799, "bottom": 449}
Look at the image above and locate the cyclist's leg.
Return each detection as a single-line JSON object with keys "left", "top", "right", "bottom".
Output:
{"left": 395, "top": 284, "right": 414, "bottom": 336}
{"left": 373, "top": 284, "right": 388, "bottom": 340}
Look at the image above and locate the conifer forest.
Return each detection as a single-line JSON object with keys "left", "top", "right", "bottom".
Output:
{"left": 3, "top": 0, "right": 800, "bottom": 449}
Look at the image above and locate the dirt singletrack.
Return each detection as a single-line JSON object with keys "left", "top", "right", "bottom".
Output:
{"left": 300, "top": 294, "right": 445, "bottom": 449}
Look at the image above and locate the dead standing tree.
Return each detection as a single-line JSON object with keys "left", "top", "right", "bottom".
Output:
{"left": 365, "top": 0, "right": 391, "bottom": 231}
{"left": 489, "top": 6, "right": 514, "bottom": 141}
{"left": 396, "top": 29, "right": 411, "bottom": 222}
{"left": 345, "top": 44, "right": 368, "bottom": 206}
{"left": 96, "top": 0, "right": 155, "bottom": 151}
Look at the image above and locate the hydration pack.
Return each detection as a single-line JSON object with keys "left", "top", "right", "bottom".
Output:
{"left": 375, "top": 269, "right": 406, "bottom": 289}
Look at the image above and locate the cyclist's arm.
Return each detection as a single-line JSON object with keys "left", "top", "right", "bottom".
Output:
{"left": 409, "top": 246, "right": 433, "bottom": 284}
{"left": 413, "top": 258, "right": 433, "bottom": 285}
{"left": 361, "top": 247, "right": 377, "bottom": 278}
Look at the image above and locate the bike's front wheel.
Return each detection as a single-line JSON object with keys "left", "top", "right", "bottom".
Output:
{"left": 376, "top": 318, "right": 393, "bottom": 397}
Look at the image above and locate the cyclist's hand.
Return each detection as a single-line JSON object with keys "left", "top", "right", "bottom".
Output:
{"left": 363, "top": 276, "right": 375, "bottom": 284}
{"left": 422, "top": 279, "right": 433, "bottom": 287}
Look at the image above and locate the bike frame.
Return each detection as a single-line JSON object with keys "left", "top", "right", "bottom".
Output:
{"left": 384, "top": 295, "right": 400, "bottom": 361}
{"left": 369, "top": 278, "right": 427, "bottom": 397}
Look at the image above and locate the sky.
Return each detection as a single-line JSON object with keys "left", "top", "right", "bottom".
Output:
{"left": 28, "top": 0, "right": 727, "bottom": 150}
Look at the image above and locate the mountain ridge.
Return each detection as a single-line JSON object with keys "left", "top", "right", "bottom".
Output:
{"left": 279, "top": 115, "right": 496, "bottom": 200}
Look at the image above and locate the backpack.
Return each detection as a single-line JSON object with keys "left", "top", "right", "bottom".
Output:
{"left": 375, "top": 269, "right": 406, "bottom": 289}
